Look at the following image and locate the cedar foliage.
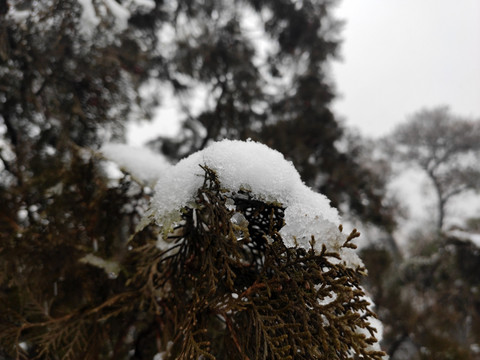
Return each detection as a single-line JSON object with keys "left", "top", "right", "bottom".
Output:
{"left": 1, "top": 166, "right": 385, "bottom": 359}
{"left": 0, "top": 150, "right": 146, "bottom": 359}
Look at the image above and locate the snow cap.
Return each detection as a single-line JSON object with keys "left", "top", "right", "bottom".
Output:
{"left": 101, "top": 143, "right": 171, "bottom": 186}
{"left": 151, "top": 139, "right": 362, "bottom": 268}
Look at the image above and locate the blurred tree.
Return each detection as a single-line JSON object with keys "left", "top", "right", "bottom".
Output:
{"left": 1, "top": 0, "right": 397, "bottom": 230}
{"left": 144, "top": 0, "right": 397, "bottom": 230}
{"left": 0, "top": 1, "right": 160, "bottom": 358}
{"left": 386, "top": 106, "right": 480, "bottom": 231}
{"left": 361, "top": 228, "right": 480, "bottom": 360}
{"left": 364, "top": 106, "right": 480, "bottom": 359}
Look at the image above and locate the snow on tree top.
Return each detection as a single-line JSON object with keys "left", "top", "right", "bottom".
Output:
{"left": 150, "top": 139, "right": 363, "bottom": 268}
{"left": 101, "top": 143, "right": 171, "bottom": 186}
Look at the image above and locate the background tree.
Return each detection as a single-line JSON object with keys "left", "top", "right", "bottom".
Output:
{"left": 361, "top": 228, "right": 480, "bottom": 360}
{"left": 1, "top": 0, "right": 396, "bottom": 230}
{"left": 1, "top": 6, "right": 158, "bottom": 358}
{"left": 143, "top": 0, "right": 397, "bottom": 230}
{"left": 386, "top": 106, "right": 480, "bottom": 231}
{"left": 360, "top": 106, "right": 480, "bottom": 359}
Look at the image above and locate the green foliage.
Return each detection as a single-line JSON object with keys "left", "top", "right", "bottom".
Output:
{"left": 1, "top": 166, "right": 385, "bottom": 359}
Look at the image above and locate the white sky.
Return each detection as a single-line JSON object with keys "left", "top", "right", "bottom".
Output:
{"left": 331, "top": 0, "right": 480, "bottom": 138}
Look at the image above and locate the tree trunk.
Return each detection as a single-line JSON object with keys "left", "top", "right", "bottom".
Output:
{"left": 427, "top": 170, "right": 445, "bottom": 232}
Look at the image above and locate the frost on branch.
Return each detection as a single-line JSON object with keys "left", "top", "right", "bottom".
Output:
{"left": 131, "top": 139, "right": 386, "bottom": 359}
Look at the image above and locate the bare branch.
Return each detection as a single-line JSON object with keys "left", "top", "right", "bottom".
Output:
{"left": 388, "top": 106, "right": 480, "bottom": 231}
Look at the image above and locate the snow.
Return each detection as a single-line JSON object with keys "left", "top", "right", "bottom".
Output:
{"left": 7, "top": 8, "right": 30, "bottom": 23}
{"left": 78, "top": 0, "right": 155, "bottom": 38}
{"left": 101, "top": 143, "right": 171, "bottom": 186}
{"left": 79, "top": 253, "right": 120, "bottom": 279}
{"left": 152, "top": 353, "right": 164, "bottom": 360}
{"left": 149, "top": 139, "right": 363, "bottom": 268}
{"left": 448, "top": 229, "right": 480, "bottom": 248}
{"left": 153, "top": 341, "right": 173, "bottom": 360}
{"left": 104, "top": 0, "right": 130, "bottom": 32}
{"left": 131, "top": 0, "right": 156, "bottom": 11}
{"left": 78, "top": 0, "right": 101, "bottom": 37}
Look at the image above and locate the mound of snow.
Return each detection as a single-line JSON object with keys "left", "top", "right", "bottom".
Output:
{"left": 101, "top": 143, "right": 171, "bottom": 186}
{"left": 150, "top": 139, "right": 362, "bottom": 268}
{"left": 448, "top": 229, "right": 480, "bottom": 248}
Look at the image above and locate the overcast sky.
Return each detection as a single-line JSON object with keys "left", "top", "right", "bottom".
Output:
{"left": 331, "top": 0, "right": 480, "bottom": 138}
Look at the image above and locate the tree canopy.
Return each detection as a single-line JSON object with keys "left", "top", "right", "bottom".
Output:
{"left": 387, "top": 106, "right": 480, "bottom": 230}
{"left": 1, "top": 0, "right": 395, "bottom": 228}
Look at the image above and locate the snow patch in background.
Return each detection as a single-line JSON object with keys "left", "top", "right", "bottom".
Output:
{"left": 77, "top": 0, "right": 156, "bottom": 37}
{"left": 7, "top": 7, "right": 30, "bottom": 23}
{"left": 131, "top": 0, "right": 156, "bottom": 11}
{"left": 103, "top": 0, "right": 130, "bottom": 32}
{"left": 78, "top": 0, "right": 101, "bottom": 37}
{"left": 101, "top": 143, "right": 171, "bottom": 186}
{"left": 448, "top": 229, "right": 480, "bottom": 248}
